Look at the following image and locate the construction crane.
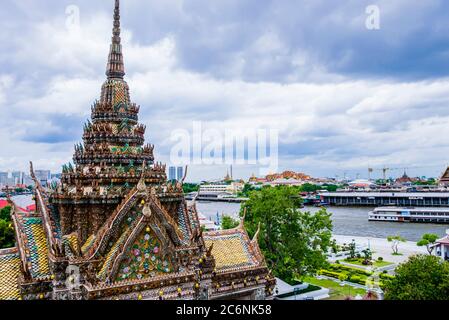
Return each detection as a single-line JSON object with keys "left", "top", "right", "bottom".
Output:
{"left": 368, "top": 168, "right": 373, "bottom": 180}
{"left": 367, "top": 166, "right": 397, "bottom": 181}
{"left": 368, "top": 165, "right": 444, "bottom": 181}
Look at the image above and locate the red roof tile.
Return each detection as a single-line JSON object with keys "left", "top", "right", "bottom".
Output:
{"left": 0, "top": 200, "right": 9, "bottom": 209}
{"left": 437, "top": 237, "right": 449, "bottom": 245}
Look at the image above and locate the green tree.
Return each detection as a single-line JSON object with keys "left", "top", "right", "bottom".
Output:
{"left": 323, "top": 184, "right": 338, "bottom": 192}
{"left": 348, "top": 240, "right": 356, "bottom": 259}
{"left": 387, "top": 235, "right": 406, "bottom": 255}
{"left": 361, "top": 248, "right": 373, "bottom": 265}
{"left": 221, "top": 216, "right": 240, "bottom": 230}
{"left": 242, "top": 186, "right": 333, "bottom": 284}
{"left": 239, "top": 184, "right": 255, "bottom": 197}
{"left": 0, "top": 206, "right": 12, "bottom": 222}
{"left": 384, "top": 255, "right": 449, "bottom": 300}
{"left": 182, "top": 183, "right": 199, "bottom": 194}
{"left": 0, "top": 219, "right": 15, "bottom": 249}
{"left": 413, "top": 178, "right": 437, "bottom": 186}
{"left": 417, "top": 233, "right": 439, "bottom": 255}
{"left": 299, "top": 183, "right": 319, "bottom": 193}
{"left": 330, "top": 239, "right": 339, "bottom": 254}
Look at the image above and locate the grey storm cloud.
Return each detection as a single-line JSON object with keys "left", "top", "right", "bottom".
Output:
{"left": 3, "top": 0, "right": 449, "bottom": 82}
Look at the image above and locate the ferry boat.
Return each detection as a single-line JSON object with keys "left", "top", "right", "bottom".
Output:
{"left": 368, "top": 207, "right": 449, "bottom": 224}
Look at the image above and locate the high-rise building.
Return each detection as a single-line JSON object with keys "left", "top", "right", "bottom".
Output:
{"left": 51, "top": 173, "right": 62, "bottom": 180}
{"left": 12, "top": 171, "right": 24, "bottom": 185}
{"left": 23, "top": 174, "right": 34, "bottom": 187}
{"left": 0, "top": 172, "right": 8, "bottom": 186}
{"left": 177, "top": 166, "right": 184, "bottom": 181}
{"left": 168, "top": 166, "right": 176, "bottom": 181}
{"left": 34, "top": 170, "right": 51, "bottom": 186}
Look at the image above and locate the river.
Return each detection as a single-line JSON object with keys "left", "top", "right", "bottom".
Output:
{"left": 10, "top": 195, "right": 448, "bottom": 242}
{"left": 195, "top": 201, "right": 449, "bottom": 242}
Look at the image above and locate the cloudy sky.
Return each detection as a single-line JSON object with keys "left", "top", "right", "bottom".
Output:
{"left": 1, "top": 0, "right": 449, "bottom": 181}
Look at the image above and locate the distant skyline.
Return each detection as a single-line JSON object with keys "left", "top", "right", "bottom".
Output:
{"left": 2, "top": 1, "right": 449, "bottom": 181}
{"left": 0, "top": 165, "right": 439, "bottom": 184}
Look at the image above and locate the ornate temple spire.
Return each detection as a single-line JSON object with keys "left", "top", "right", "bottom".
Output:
{"left": 106, "top": 0, "right": 125, "bottom": 79}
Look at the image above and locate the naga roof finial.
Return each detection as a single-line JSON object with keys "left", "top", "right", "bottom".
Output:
{"left": 239, "top": 207, "right": 247, "bottom": 229}
{"left": 252, "top": 222, "right": 261, "bottom": 243}
{"left": 29, "top": 161, "right": 36, "bottom": 180}
{"left": 181, "top": 165, "right": 188, "bottom": 183}
{"left": 106, "top": 0, "right": 125, "bottom": 79}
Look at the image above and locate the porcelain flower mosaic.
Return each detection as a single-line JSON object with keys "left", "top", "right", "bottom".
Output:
{"left": 117, "top": 226, "right": 173, "bottom": 281}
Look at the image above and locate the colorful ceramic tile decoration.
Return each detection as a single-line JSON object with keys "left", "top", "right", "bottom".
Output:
{"left": 116, "top": 225, "right": 173, "bottom": 281}
{"left": 177, "top": 205, "right": 190, "bottom": 244}
{"left": 19, "top": 215, "right": 51, "bottom": 279}
{"left": 112, "top": 80, "right": 129, "bottom": 111}
{"left": 109, "top": 144, "right": 143, "bottom": 155}
{"left": 204, "top": 231, "right": 256, "bottom": 271}
{"left": 0, "top": 251, "right": 21, "bottom": 300}
{"left": 97, "top": 223, "right": 134, "bottom": 280}
{"left": 0, "top": 0, "right": 275, "bottom": 300}
{"left": 81, "top": 234, "right": 96, "bottom": 255}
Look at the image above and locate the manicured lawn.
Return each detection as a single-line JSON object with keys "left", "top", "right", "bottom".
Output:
{"left": 373, "top": 260, "right": 394, "bottom": 267}
{"left": 342, "top": 258, "right": 394, "bottom": 268}
{"left": 302, "top": 276, "right": 367, "bottom": 300}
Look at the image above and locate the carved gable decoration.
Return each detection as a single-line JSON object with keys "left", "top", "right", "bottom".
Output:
{"left": 115, "top": 225, "right": 173, "bottom": 282}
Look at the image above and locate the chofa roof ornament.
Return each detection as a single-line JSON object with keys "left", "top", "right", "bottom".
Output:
{"left": 239, "top": 207, "right": 247, "bottom": 230}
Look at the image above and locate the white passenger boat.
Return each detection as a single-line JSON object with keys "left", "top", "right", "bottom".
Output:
{"left": 368, "top": 207, "right": 449, "bottom": 224}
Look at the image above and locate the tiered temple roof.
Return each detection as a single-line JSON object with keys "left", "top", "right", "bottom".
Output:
{"left": 265, "top": 171, "right": 311, "bottom": 182}
{"left": 439, "top": 167, "right": 449, "bottom": 185}
{"left": 0, "top": 0, "right": 275, "bottom": 300}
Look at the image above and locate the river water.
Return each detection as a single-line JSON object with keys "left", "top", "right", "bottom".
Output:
{"left": 195, "top": 201, "right": 449, "bottom": 242}
{"left": 10, "top": 195, "right": 448, "bottom": 242}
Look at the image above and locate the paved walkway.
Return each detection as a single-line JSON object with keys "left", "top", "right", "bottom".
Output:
{"left": 333, "top": 234, "right": 427, "bottom": 264}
